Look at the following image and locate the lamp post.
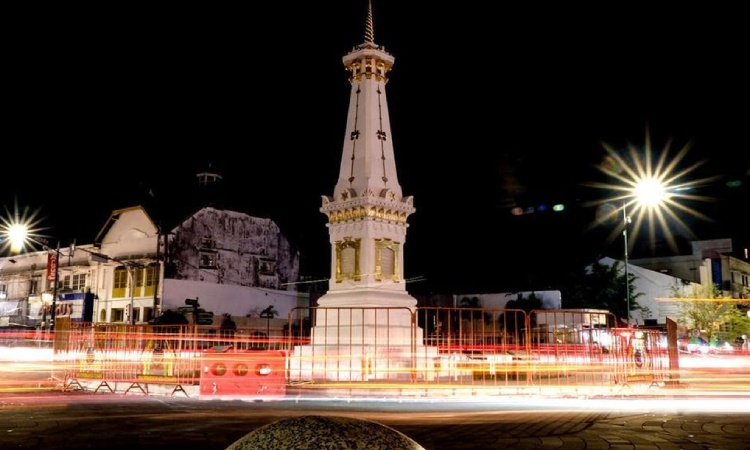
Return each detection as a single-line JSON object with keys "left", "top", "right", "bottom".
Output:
{"left": 620, "top": 177, "right": 668, "bottom": 327}
{"left": 126, "top": 260, "right": 146, "bottom": 325}
{"left": 622, "top": 203, "right": 631, "bottom": 326}
{"left": 594, "top": 137, "right": 701, "bottom": 326}
{"left": 126, "top": 265, "right": 135, "bottom": 325}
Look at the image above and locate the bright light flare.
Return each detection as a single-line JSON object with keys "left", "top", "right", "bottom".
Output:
{"left": 1, "top": 200, "right": 47, "bottom": 254}
{"left": 584, "top": 128, "right": 721, "bottom": 254}
{"left": 8, "top": 223, "right": 29, "bottom": 253}
{"left": 634, "top": 176, "right": 669, "bottom": 207}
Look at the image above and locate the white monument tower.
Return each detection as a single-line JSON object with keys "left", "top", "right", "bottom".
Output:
{"left": 288, "top": 1, "right": 436, "bottom": 382}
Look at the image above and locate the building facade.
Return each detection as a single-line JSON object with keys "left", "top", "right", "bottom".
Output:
{"left": 0, "top": 205, "right": 303, "bottom": 328}
{"left": 629, "top": 238, "right": 750, "bottom": 300}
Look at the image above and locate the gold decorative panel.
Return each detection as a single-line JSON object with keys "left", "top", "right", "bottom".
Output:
{"left": 335, "top": 237, "right": 361, "bottom": 282}
{"left": 374, "top": 238, "right": 400, "bottom": 282}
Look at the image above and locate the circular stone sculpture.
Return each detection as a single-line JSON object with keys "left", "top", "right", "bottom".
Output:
{"left": 226, "top": 415, "right": 425, "bottom": 450}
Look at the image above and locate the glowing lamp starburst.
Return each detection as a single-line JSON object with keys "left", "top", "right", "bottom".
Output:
{"left": 584, "top": 128, "right": 719, "bottom": 255}
{"left": 1, "top": 201, "right": 47, "bottom": 255}
{"left": 633, "top": 177, "right": 669, "bottom": 208}
{"left": 7, "top": 224, "right": 29, "bottom": 253}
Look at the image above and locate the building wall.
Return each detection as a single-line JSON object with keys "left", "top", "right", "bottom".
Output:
{"left": 597, "top": 256, "right": 700, "bottom": 325}
{"left": 162, "top": 278, "right": 309, "bottom": 321}
{"left": 628, "top": 254, "right": 708, "bottom": 284}
{"left": 0, "top": 244, "right": 97, "bottom": 327}
{"left": 167, "top": 207, "right": 299, "bottom": 291}
{"left": 451, "top": 261, "right": 703, "bottom": 327}
{"left": 453, "top": 291, "right": 563, "bottom": 311}
{"left": 92, "top": 207, "right": 161, "bottom": 324}
{"left": 630, "top": 241, "right": 750, "bottom": 300}
{"left": 627, "top": 262, "right": 694, "bottom": 325}
{"left": 724, "top": 255, "right": 750, "bottom": 298}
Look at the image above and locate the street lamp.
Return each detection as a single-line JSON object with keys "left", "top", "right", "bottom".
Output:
{"left": 622, "top": 203, "right": 631, "bottom": 326}
{"left": 2, "top": 215, "right": 47, "bottom": 329}
{"left": 590, "top": 132, "right": 713, "bottom": 325}
{"left": 622, "top": 177, "right": 668, "bottom": 326}
{"left": 1, "top": 203, "right": 45, "bottom": 255}
{"left": 7, "top": 223, "right": 29, "bottom": 254}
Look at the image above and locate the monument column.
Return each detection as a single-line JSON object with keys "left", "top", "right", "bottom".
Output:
{"left": 289, "top": 1, "right": 437, "bottom": 383}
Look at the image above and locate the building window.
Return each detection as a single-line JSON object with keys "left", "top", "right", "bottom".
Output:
{"left": 99, "top": 309, "right": 106, "bottom": 322}
{"left": 132, "top": 307, "right": 141, "bottom": 323}
{"left": 0, "top": 284, "right": 6, "bottom": 299}
{"left": 135, "top": 268, "right": 145, "bottom": 293}
{"left": 199, "top": 251, "right": 217, "bottom": 269}
{"left": 144, "top": 307, "right": 154, "bottom": 323}
{"left": 62, "top": 275, "right": 71, "bottom": 290}
{"left": 29, "top": 278, "right": 39, "bottom": 295}
{"left": 143, "top": 264, "right": 157, "bottom": 297}
{"left": 258, "top": 259, "right": 276, "bottom": 276}
{"left": 72, "top": 273, "right": 87, "bottom": 291}
{"left": 113, "top": 267, "right": 128, "bottom": 298}
{"left": 111, "top": 308, "right": 124, "bottom": 322}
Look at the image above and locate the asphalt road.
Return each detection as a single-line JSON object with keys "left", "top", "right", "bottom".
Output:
{"left": 1, "top": 390, "right": 749, "bottom": 450}
{"left": 2, "top": 351, "right": 750, "bottom": 449}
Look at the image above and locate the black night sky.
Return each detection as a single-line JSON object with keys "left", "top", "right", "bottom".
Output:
{"left": 4, "top": 2, "right": 749, "bottom": 294}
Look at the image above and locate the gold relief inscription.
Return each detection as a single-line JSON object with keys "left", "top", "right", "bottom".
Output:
{"left": 335, "top": 237, "right": 361, "bottom": 282}
{"left": 374, "top": 238, "right": 400, "bottom": 282}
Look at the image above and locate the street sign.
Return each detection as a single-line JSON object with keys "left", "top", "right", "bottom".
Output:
{"left": 197, "top": 311, "right": 214, "bottom": 325}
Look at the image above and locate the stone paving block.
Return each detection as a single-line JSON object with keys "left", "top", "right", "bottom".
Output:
{"left": 225, "top": 415, "right": 426, "bottom": 450}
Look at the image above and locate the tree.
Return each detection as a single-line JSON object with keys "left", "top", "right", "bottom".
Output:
{"left": 499, "top": 292, "right": 544, "bottom": 330}
{"left": 559, "top": 260, "right": 642, "bottom": 324}
{"left": 149, "top": 309, "right": 189, "bottom": 325}
{"left": 500, "top": 299, "right": 521, "bottom": 333}
{"left": 247, "top": 306, "right": 278, "bottom": 318}
{"left": 674, "top": 283, "right": 750, "bottom": 342}
{"left": 518, "top": 292, "right": 543, "bottom": 312}
{"left": 459, "top": 296, "right": 490, "bottom": 323}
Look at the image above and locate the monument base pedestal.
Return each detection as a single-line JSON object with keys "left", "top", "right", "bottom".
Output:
{"left": 287, "top": 342, "right": 439, "bottom": 382}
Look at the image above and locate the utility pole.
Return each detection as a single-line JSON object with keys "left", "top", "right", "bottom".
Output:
{"left": 622, "top": 203, "right": 631, "bottom": 327}
{"left": 125, "top": 260, "right": 145, "bottom": 325}
{"left": 153, "top": 225, "right": 162, "bottom": 319}
{"left": 50, "top": 242, "right": 60, "bottom": 332}
{"left": 128, "top": 265, "right": 135, "bottom": 325}
{"left": 260, "top": 305, "right": 276, "bottom": 343}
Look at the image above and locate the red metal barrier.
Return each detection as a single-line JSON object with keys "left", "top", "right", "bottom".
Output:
{"left": 198, "top": 349, "right": 287, "bottom": 399}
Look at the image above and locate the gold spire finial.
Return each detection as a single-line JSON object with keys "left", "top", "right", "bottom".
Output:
{"left": 364, "top": 0, "right": 374, "bottom": 44}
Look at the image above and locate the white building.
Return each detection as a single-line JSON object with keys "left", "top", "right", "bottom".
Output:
{"left": 0, "top": 204, "right": 305, "bottom": 328}
{"left": 629, "top": 238, "right": 750, "bottom": 300}
{"left": 597, "top": 256, "right": 697, "bottom": 326}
